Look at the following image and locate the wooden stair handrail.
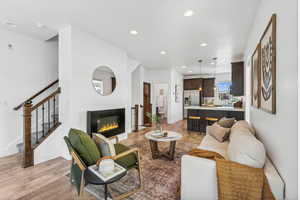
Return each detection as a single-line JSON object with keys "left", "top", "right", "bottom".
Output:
{"left": 31, "top": 87, "right": 61, "bottom": 111}
{"left": 22, "top": 86, "right": 62, "bottom": 168}
{"left": 14, "top": 79, "right": 59, "bottom": 111}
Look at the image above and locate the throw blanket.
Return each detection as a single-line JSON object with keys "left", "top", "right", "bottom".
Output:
{"left": 188, "top": 149, "right": 275, "bottom": 200}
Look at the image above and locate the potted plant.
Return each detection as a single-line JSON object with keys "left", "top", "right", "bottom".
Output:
{"left": 146, "top": 112, "right": 162, "bottom": 133}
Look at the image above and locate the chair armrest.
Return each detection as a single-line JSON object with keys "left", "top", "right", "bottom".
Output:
{"left": 71, "top": 151, "right": 87, "bottom": 171}
{"left": 113, "top": 147, "right": 139, "bottom": 160}
{"left": 181, "top": 155, "right": 217, "bottom": 200}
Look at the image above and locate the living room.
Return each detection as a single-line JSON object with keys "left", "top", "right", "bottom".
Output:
{"left": 0, "top": 0, "right": 298, "bottom": 200}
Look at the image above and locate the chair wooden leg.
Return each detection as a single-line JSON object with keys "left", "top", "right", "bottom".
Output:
{"left": 70, "top": 159, "right": 74, "bottom": 184}
{"left": 79, "top": 172, "right": 85, "bottom": 197}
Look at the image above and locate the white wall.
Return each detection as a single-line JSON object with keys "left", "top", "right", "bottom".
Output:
{"left": 71, "top": 27, "right": 132, "bottom": 134}
{"left": 131, "top": 65, "right": 144, "bottom": 126}
{"left": 35, "top": 26, "right": 138, "bottom": 163}
{"left": 131, "top": 67, "right": 172, "bottom": 124}
{"left": 144, "top": 68, "right": 171, "bottom": 116}
{"left": 168, "top": 69, "right": 183, "bottom": 124}
{"left": 0, "top": 28, "right": 58, "bottom": 157}
{"left": 131, "top": 65, "right": 143, "bottom": 106}
{"left": 244, "top": 0, "right": 298, "bottom": 198}
{"left": 144, "top": 68, "right": 171, "bottom": 84}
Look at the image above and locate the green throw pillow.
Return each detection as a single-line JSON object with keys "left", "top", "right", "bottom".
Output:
{"left": 68, "top": 128, "right": 101, "bottom": 166}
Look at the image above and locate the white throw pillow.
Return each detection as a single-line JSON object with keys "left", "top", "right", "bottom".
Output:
{"left": 229, "top": 126, "right": 252, "bottom": 141}
{"left": 229, "top": 121, "right": 256, "bottom": 141}
{"left": 227, "top": 132, "right": 266, "bottom": 168}
{"left": 231, "top": 120, "right": 256, "bottom": 135}
{"left": 207, "top": 123, "right": 230, "bottom": 142}
{"left": 93, "top": 134, "right": 116, "bottom": 156}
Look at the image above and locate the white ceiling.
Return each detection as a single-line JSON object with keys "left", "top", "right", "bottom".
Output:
{"left": 0, "top": 0, "right": 260, "bottom": 74}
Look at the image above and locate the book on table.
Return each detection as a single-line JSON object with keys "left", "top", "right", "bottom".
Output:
{"left": 88, "top": 162, "right": 126, "bottom": 182}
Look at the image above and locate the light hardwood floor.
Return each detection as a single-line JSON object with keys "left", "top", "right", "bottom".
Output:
{"left": 0, "top": 153, "right": 92, "bottom": 200}
{"left": 0, "top": 120, "right": 198, "bottom": 200}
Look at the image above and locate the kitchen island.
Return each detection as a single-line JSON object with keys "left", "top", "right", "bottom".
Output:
{"left": 186, "top": 106, "right": 244, "bottom": 132}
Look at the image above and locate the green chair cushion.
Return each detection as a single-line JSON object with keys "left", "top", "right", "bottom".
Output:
{"left": 68, "top": 128, "right": 101, "bottom": 166}
{"left": 114, "top": 143, "right": 137, "bottom": 169}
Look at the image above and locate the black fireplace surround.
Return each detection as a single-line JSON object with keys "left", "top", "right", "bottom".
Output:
{"left": 87, "top": 108, "right": 125, "bottom": 138}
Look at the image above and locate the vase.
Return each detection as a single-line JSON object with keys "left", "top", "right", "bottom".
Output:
{"left": 155, "top": 122, "right": 162, "bottom": 133}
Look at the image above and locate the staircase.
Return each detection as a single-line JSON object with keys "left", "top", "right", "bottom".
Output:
{"left": 14, "top": 80, "right": 61, "bottom": 168}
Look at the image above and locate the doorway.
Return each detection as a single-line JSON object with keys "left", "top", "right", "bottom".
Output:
{"left": 143, "top": 82, "right": 151, "bottom": 126}
{"left": 153, "top": 83, "right": 169, "bottom": 122}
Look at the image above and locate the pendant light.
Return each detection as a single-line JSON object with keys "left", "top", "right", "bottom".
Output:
{"left": 198, "top": 59, "right": 203, "bottom": 91}
{"left": 213, "top": 57, "right": 217, "bottom": 91}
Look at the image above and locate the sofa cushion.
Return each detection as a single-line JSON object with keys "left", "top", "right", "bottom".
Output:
{"left": 198, "top": 135, "right": 229, "bottom": 159}
{"left": 217, "top": 117, "right": 235, "bottom": 128}
{"left": 207, "top": 124, "right": 230, "bottom": 142}
{"left": 227, "top": 132, "right": 266, "bottom": 168}
{"left": 231, "top": 120, "right": 256, "bottom": 135}
{"left": 68, "top": 128, "right": 101, "bottom": 166}
{"left": 229, "top": 120, "right": 256, "bottom": 141}
{"left": 264, "top": 158, "right": 285, "bottom": 200}
{"left": 114, "top": 143, "right": 137, "bottom": 169}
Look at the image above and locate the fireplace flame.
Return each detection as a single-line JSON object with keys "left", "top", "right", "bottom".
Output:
{"left": 98, "top": 122, "right": 119, "bottom": 133}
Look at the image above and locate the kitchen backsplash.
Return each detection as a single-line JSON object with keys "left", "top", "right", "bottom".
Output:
{"left": 184, "top": 89, "right": 243, "bottom": 107}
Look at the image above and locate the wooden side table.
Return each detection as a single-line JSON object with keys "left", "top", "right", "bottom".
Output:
{"left": 145, "top": 131, "right": 182, "bottom": 161}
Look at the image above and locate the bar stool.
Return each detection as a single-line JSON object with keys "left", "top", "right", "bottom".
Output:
{"left": 205, "top": 117, "right": 218, "bottom": 126}
{"left": 188, "top": 116, "right": 207, "bottom": 134}
{"left": 188, "top": 116, "right": 200, "bottom": 132}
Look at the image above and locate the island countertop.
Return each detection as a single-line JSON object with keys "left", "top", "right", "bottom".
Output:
{"left": 184, "top": 106, "right": 244, "bottom": 112}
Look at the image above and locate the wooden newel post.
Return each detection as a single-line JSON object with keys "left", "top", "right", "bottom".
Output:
{"left": 134, "top": 104, "right": 139, "bottom": 132}
{"left": 23, "top": 101, "right": 33, "bottom": 168}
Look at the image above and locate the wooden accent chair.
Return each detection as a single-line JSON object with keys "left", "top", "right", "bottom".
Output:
{"left": 64, "top": 128, "right": 143, "bottom": 200}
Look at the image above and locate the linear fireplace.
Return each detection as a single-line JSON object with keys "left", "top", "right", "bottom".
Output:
{"left": 87, "top": 108, "right": 125, "bottom": 137}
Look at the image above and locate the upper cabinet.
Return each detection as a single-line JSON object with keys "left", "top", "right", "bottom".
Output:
{"left": 184, "top": 79, "right": 202, "bottom": 90}
{"left": 184, "top": 78, "right": 215, "bottom": 97}
{"left": 231, "top": 61, "right": 244, "bottom": 96}
{"left": 203, "top": 78, "right": 215, "bottom": 97}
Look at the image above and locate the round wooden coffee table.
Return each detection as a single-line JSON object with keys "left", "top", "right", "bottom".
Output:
{"left": 145, "top": 131, "right": 182, "bottom": 161}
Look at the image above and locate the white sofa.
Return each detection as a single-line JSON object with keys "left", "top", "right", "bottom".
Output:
{"left": 181, "top": 121, "right": 285, "bottom": 200}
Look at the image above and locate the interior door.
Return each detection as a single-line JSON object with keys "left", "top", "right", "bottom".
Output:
{"left": 143, "top": 82, "right": 151, "bottom": 126}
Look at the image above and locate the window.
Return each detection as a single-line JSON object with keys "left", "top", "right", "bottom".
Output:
{"left": 217, "top": 82, "right": 231, "bottom": 93}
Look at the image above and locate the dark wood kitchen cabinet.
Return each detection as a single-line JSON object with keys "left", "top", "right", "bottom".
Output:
{"left": 203, "top": 78, "right": 215, "bottom": 97}
{"left": 231, "top": 61, "right": 244, "bottom": 96}
{"left": 184, "top": 78, "right": 202, "bottom": 90}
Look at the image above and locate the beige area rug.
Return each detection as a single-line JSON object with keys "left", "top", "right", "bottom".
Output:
{"left": 86, "top": 122, "right": 203, "bottom": 200}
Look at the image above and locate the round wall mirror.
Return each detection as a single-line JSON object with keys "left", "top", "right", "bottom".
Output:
{"left": 92, "top": 66, "right": 116, "bottom": 96}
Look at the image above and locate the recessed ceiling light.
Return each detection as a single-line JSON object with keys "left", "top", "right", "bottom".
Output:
{"left": 210, "top": 62, "right": 216, "bottom": 65}
{"left": 184, "top": 10, "right": 194, "bottom": 17}
{"left": 188, "top": 70, "right": 193, "bottom": 73}
{"left": 130, "top": 30, "right": 138, "bottom": 35}
{"left": 3, "top": 21, "right": 16, "bottom": 28}
{"left": 160, "top": 51, "right": 166, "bottom": 55}
{"left": 200, "top": 43, "right": 208, "bottom": 47}
{"left": 181, "top": 66, "right": 187, "bottom": 69}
